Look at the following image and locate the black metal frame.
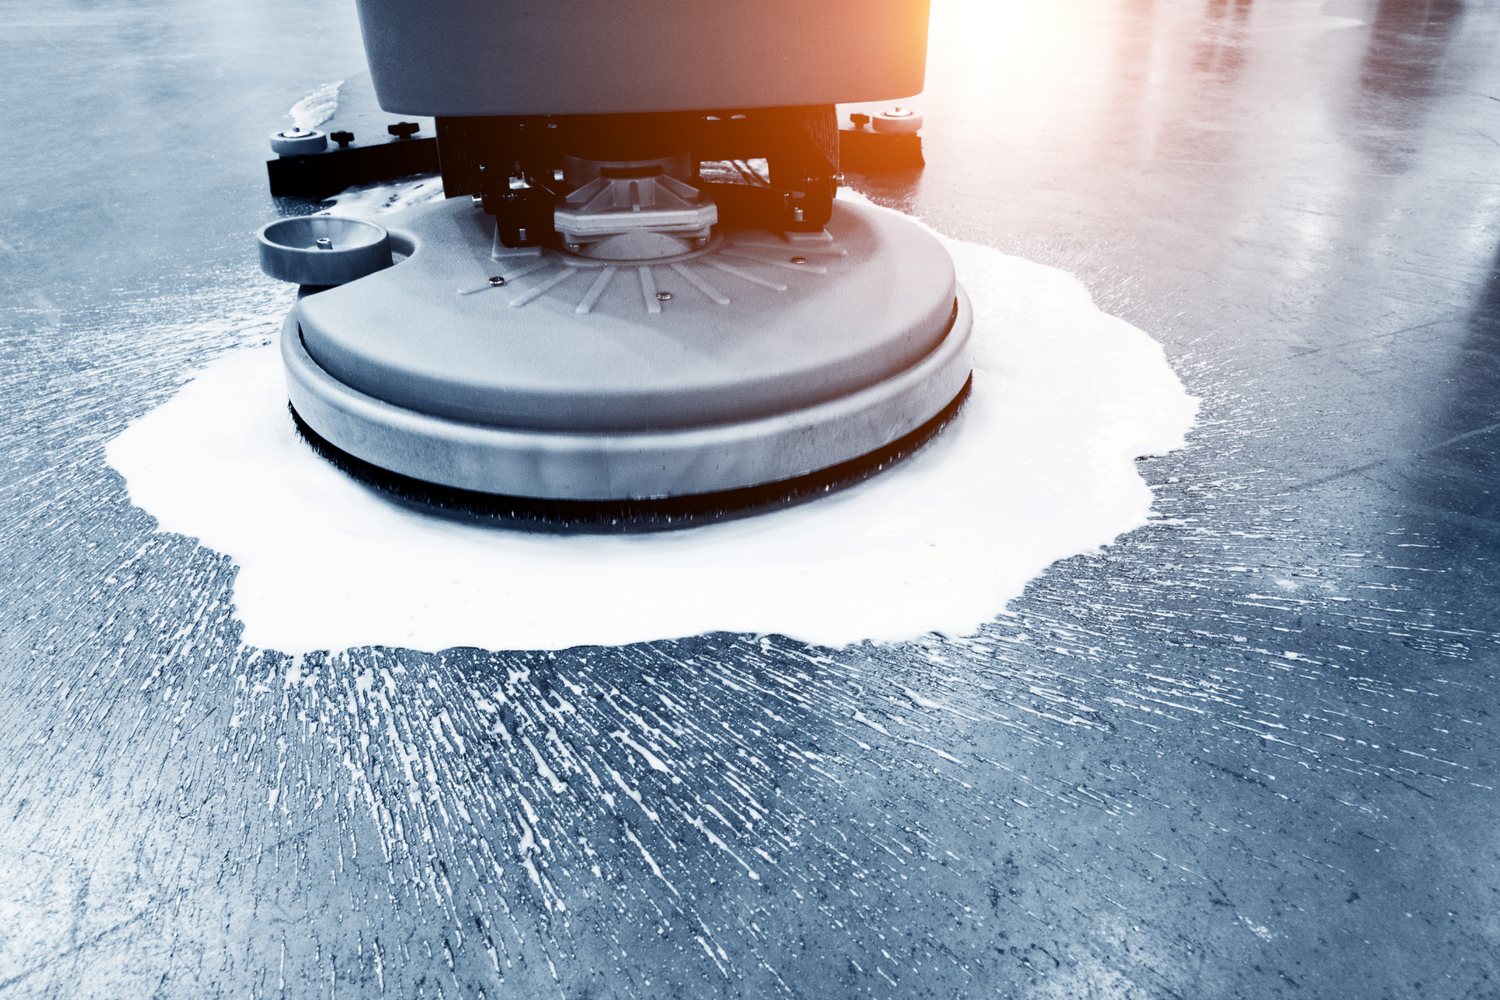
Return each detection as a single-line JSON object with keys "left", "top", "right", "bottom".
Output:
{"left": 434, "top": 106, "right": 840, "bottom": 248}
{"left": 266, "top": 137, "right": 439, "bottom": 198}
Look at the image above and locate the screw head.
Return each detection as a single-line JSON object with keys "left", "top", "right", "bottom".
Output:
{"left": 790, "top": 256, "right": 807, "bottom": 264}
{"left": 656, "top": 291, "right": 672, "bottom": 301}
{"left": 315, "top": 238, "right": 333, "bottom": 250}
{"left": 489, "top": 276, "right": 506, "bottom": 286}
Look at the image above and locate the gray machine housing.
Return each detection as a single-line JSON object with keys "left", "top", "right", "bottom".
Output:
{"left": 356, "top": 0, "right": 931, "bottom": 117}
{"left": 264, "top": 0, "right": 972, "bottom": 511}
{"left": 282, "top": 197, "right": 972, "bottom": 500}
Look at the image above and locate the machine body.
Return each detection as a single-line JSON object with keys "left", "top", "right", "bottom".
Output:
{"left": 263, "top": 0, "right": 972, "bottom": 524}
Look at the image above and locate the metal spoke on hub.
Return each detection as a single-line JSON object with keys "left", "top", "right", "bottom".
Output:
{"left": 729, "top": 237, "right": 847, "bottom": 258}
{"left": 670, "top": 263, "right": 731, "bottom": 305}
{"left": 457, "top": 259, "right": 550, "bottom": 296}
{"left": 638, "top": 266, "right": 662, "bottom": 314}
{"left": 575, "top": 266, "right": 618, "bottom": 314}
{"left": 718, "top": 248, "right": 829, "bottom": 274}
{"left": 509, "top": 268, "right": 577, "bottom": 308}
{"left": 705, "top": 259, "right": 788, "bottom": 292}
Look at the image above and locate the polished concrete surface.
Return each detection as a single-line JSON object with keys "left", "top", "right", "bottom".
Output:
{"left": 2, "top": 1, "right": 1497, "bottom": 997}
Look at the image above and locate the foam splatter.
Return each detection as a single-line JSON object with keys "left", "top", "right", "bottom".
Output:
{"left": 286, "top": 79, "right": 343, "bottom": 132}
{"left": 106, "top": 195, "right": 1196, "bottom": 653}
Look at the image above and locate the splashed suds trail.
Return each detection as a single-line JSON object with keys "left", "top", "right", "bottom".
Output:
{"left": 9, "top": 181, "right": 1486, "bottom": 998}
{"left": 105, "top": 192, "right": 1198, "bottom": 653}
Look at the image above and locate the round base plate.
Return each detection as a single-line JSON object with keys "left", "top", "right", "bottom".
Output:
{"left": 282, "top": 198, "right": 973, "bottom": 501}
{"left": 289, "top": 375, "right": 971, "bottom": 533}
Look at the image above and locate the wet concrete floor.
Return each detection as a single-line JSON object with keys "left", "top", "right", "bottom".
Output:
{"left": 1, "top": 0, "right": 1497, "bottom": 997}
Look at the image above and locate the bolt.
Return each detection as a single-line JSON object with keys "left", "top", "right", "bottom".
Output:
{"left": 279, "top": 127, "right": 311, "bottom": 138}
{"left": 790, "top": 256, "right": 807, "bottom": 264}
{"left": 884, "top": 106, "right": 914, "bottom": 118}
{"left": 330, "top": 131, "right": 354, "bottom": 148}
{"left": 656, "top": 291, "right": 672, "bottom": 301}
{"left": 793, "top": 207, "right": 804, "bottom": 222}
{"left": 518, "top": 228, "right": 528, "bottom": 241}
{"left": 315, "top": 238, "right": 333, "bottom": 250}
{"left": 489, "top": 276, "right": 506, "bottom": 286}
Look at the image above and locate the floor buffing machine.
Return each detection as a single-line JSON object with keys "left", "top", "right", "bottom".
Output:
{"left": 257, "top": 0, "right": 972, "bottom": 530}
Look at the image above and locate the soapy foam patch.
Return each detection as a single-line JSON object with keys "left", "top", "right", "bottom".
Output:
{"left": 107, "top": 197, "right": 1197, "bottom": 653}
{"left": 287, "top": 79, "right": 343, "bottom": 132}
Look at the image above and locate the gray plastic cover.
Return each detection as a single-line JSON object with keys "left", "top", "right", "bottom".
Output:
{"left": 354, "top": 0, "right": 931, "bottom": 116}
{"left": 292, "top": 198, "right": 957, "bottom": 434}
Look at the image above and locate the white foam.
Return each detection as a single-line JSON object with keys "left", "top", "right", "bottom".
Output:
{"left": 315, "top": 175, "right": 447, "bottom": 218}
{"left": 287, "top": 80, "right": 343, "bottom": 132}
{"left": 106, "top": 199, "right": 1196, "bottom": 654}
